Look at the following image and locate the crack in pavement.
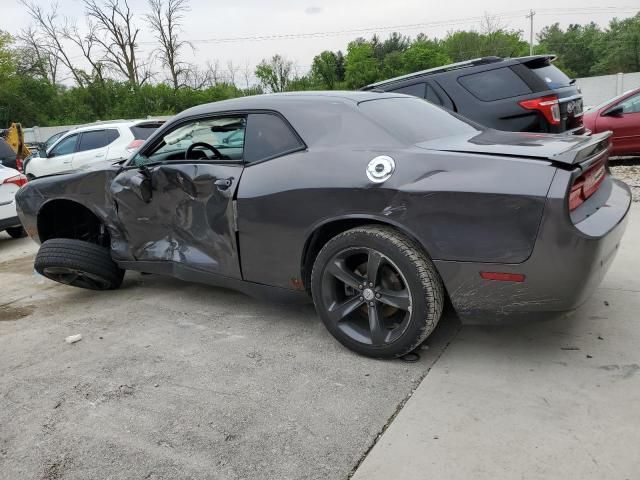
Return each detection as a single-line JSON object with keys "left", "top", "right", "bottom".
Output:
{"left": 347, "top": 322, "right": 463, "bottom": 479}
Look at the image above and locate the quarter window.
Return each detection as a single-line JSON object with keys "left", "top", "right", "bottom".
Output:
{"left": 459, "top": 67, "right": 532, "bottom": 101}
{"left": 49, "top": 134, "right": 79, "bottom": 157}
{"left": 244, "top": 113, "right": 304, "bottom": 164}
{"left": 389, "top": 83, "right": 426, "bottom": 98}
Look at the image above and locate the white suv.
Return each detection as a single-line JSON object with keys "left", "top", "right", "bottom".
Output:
{"left": 0, "top": 165, "right": 27, "bottom": 238}
{"left": 25, "top": 120, "right": 163, "bottom": 178}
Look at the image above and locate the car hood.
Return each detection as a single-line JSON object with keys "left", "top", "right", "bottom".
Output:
{"left": 416, "top": 129, "right": 612, "bottom": 165}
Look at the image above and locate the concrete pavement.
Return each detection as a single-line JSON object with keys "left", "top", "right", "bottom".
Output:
{"left": 0, "top": 232, "right": 459, "bottom": 480}
{"left": 352, "top": 204, "right": 640, "bottom": 480}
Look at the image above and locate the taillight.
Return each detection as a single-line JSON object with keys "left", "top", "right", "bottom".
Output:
{"left": 519, "top": 95, "right": 561, "bottom": 125}
{"left": 3, "top": 174, "right": 28, "bottom": 188}
{"left": 126, "top": 139, "right": 145, "bottom": 152}
{"left": 16, "top": 157, "right": 24, "bottom": 173}
{"left": 568, "top": 161, "right": 606, "bottom": 211}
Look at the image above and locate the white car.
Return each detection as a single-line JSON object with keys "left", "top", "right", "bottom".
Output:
{"left": 24, "top": 120, "right": 163, "bottom": 178}
{"left": 0, "top": 165, "right": 27, "bottom": 238}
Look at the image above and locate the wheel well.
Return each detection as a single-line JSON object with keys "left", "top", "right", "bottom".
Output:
{"left": 301, "top": 218, "right": 409, "bottom": 292}
{"left": 37, "top": 200, "right": 109, "bottom": 247}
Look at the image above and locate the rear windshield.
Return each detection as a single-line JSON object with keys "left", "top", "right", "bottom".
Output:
{"left": 130, "top": 123, "right": 162, "bottom": 140}
{"left": 359, "top": 97, "right": 481, "bottom": 144}
{"left": 529, "top": 64, "right": 572, "bottom": 89}
{"left": 0, "top": 139, "right": 14, "bottom": 160}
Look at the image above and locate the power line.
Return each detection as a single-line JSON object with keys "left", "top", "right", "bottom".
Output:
{"left": 137, "top": 7, "right": 639, "bottom": 46}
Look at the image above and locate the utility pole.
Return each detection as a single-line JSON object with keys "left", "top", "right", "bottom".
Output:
{"left": 526, "top": 10, "right": 536, "bottom": 56}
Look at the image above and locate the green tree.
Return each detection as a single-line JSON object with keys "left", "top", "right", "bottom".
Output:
{"left": 255, "top": 54, "right": 293, "bottom": 92}
{"left": 592, "top": 13, "right": 640, "bottom": 74}
{"left": 402, "top": 39, "right": 451, "bottom": 73}
{"left": 310, "top": 51, "right": 341, "bottom": 89}
{"left": 344, "top": 40, "right": 378, "bottom": 88}
{"left": 537, "top": 22, "right": 604, "bottom": 77}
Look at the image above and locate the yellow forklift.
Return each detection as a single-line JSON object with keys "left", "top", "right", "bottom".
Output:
{"left": 0, "top": 123, "right": 31, "bottom": 172}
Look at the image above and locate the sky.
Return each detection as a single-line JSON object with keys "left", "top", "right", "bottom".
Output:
{"left": 0, "top": 0, "right": 637, "bottom": 84}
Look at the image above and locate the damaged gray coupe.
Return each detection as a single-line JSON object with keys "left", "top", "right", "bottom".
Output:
{"left": 16, "top": 92, "right": 631, "bottom": 358}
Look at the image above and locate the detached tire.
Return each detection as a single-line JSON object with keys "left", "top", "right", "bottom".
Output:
{"left": 35, "top": 238, "right": 124, "bottom": 290}
{"left": 311, "top": 225, "right": 444, "bottom": 359}
{"left": 5, "top": 226, "right": 27, "bottom": 238}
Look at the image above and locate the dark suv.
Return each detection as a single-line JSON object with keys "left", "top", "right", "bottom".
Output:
{"left": 362, "top": 55, "right": 584, "bottom": 134}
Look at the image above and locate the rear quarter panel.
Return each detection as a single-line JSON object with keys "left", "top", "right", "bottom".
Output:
{"left": 236, "top": 147, "right": 556, "bottom": 290}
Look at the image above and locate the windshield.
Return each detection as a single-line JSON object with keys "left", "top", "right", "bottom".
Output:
{"left": 586, "top": 90, "right": 637, "bottom": 112}
{"left": 529, "top": 64, "right": 572, "bottom": 89}
{"left": 359, "top": 97, "right": 481, "bottom": 144}
{"left": 132, "top": 117, "right": 246, "bottom": 166}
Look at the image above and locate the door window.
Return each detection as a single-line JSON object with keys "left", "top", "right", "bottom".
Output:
{"left": 49, "top": 134, "right": 79, "bottom": 157}
{"left": 134, "top": 117, "right": 246, "bottom": 165}
{"left": 619, "top": 93, "right": 640, "bottom": 114}
{"left": 77, "top": 130, "right": 118, "bottom": 152}
{"left": 244, "top": 113, "right": 304, "bottom": 164}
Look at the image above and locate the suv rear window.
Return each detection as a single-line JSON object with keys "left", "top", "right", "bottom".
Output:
{"left": 528, "top": 64, "right": 572, "bottom": 89}
{"left": 458, "top": 67, "right": 532, "bottom": 101}
{"left": 359, "top": 97, "right": 480, "bottom": 144}
{"left": 130, "top": 123, "right": 162, "bottom": 140}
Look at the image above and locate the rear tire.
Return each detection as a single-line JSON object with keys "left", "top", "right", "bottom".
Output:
{"left": 5, "top": 226, "right": 27, "bottom": 238}
{"left": 35, "top": 238, "right": 124, "bottom": 290}
{"left": 311, "top": 225, "right": 444, "bottom": 359}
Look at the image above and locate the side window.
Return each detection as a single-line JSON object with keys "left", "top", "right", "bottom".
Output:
{"left": 244, "top": 113, "right": 304, "bottom": 164}
{"left": 389, "top": 83, "right": 426, "bottom": 98}
{"left": 458, "top": 67, "right": 532, "bottom": 101}
{"left": 77, "top": 130, "right": 112, "bottom": 152}
{"left": 619, "top": 93, "right": 640, "bottom": 114}
{"left": 49, "top": 134, "right": 79, "bottom": 157}
{"left": 134, "top": 116, "right": 246, "bottom": 165}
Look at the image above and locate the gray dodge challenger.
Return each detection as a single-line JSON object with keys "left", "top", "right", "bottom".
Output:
{"left": 15, "top": 92, "right": 631, "bottom": 358}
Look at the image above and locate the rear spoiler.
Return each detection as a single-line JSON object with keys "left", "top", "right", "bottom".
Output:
{"left": 551, "top": 131, "right": 612, "bottom": 166}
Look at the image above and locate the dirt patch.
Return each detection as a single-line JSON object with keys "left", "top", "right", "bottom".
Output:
{"left": 0, "top": 304, "right": 34, "bottom": 321}
{"left": 611, "top": 158, "right": 640, "bottom": 202}
{"left": 0, "top": 254, "right": 35, "bottom": 273}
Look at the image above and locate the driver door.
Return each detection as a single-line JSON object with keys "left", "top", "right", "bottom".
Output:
{"left": 109, "top": 115, "right": 246, "bottom": 279}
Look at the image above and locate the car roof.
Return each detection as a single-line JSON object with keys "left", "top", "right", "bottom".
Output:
{"left": 63, "top": 118, "right": 165, "bottom": 136}
{"left": 362, "top": 54, "right": 557, "bottom": 90}
{"left": 173, "top": 91, "right": 404, "bottom": 120}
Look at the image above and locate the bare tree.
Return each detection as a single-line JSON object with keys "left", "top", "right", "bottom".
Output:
{"left": 17, "top": 25, "right": 59, "bottom": 83}
{"left": 145, "top": 0, "right": 192, "bottom": 89}
{"left": 225, "top": 59, "right": 238, "bottom": 86}
{"left": 84, "top": 0, "right": 149, "bottom": 86}
{"left": 241, "top": 59, "right": 252, "bottom": 89}
{"left": 20, "top": 1, "right": 87, "bottom": 86}
{"left": 62, "top": 20, "right": 105, "bottom": 84}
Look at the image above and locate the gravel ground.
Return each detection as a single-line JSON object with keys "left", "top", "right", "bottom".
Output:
{"left": 611, "top": 157, "right": 640, "bottom": 202}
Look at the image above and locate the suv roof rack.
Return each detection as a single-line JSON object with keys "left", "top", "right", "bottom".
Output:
{"left": 362, "top": 56, "right": 505, "bottom": 90}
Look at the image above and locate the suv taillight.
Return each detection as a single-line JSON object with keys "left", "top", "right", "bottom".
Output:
{"left": 3, "top": 174, "right": 28, "bottom": 188}
{"left": 568, "top": 160, "right": 606, "bottom": 211}
{"left": 126, "top": 139, "right": 145, "bottom": 153}
{"left": 519, "top": 95, "right": 561, "bottom": 125}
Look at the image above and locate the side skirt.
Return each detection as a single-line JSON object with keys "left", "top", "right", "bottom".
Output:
{"left": 117, "top": 260, "right": 311, "bottom": 305}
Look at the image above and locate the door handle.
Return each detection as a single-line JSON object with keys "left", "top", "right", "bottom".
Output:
{"left": 214, "top": 177, "right": 234, "bottom": 191}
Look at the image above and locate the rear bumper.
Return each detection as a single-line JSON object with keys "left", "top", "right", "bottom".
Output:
{"left": 436, "top": 173, "right": 631, "bottom": 323}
